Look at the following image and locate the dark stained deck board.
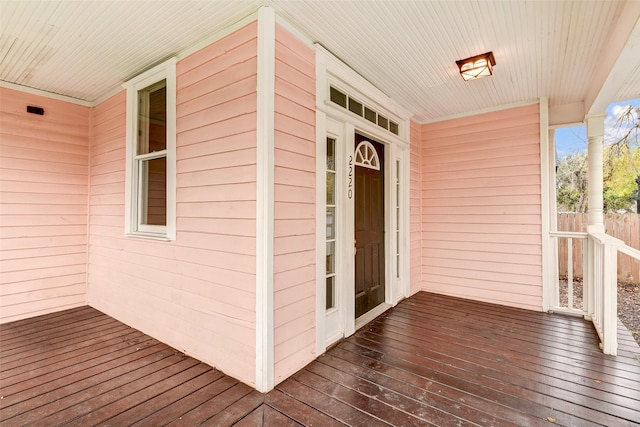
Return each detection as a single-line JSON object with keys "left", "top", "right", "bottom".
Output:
{"left": 376, "top": 307, "right": 640, "bottom": 395}
{"left": 1, "top": 291, "right": 639, "bottom": 426}
{"left": 264, "top": 389, "right": 345, "bottom": 427}
{"left": 404, "top": 293, "right": 640, "bottom": 374}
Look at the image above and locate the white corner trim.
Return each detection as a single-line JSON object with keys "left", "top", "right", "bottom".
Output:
{"left": 0, "top": 80, "right": 93, "bottom": 107}
{"left": 539, "top": 96, "right": 553, "bottom": 311}
{"left": 255, "top": 5, "right": 275, "bottom": 393}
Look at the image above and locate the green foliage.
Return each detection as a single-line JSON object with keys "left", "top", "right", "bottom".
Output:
{"left": 603, "top": 146, "right": 639, "bottom": 212}
{"left": 556, "top": 152, "right": 588, "bottom": 213}
{"left": 556, "top": 101, "right": 639, "bottom": 213}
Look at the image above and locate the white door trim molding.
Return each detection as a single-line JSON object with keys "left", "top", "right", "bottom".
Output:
{"left": 315, "top": 45, "right": 412, "bottom": 354}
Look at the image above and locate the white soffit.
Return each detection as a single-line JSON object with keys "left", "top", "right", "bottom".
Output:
{"left": 271, "top": 0, "right": 637, "bottom": 123}
{"left": 0, "top": 0, "right": 262, "bottom": 103}
{"left": 0, "top": 0, "right": 638, "bottom": 122}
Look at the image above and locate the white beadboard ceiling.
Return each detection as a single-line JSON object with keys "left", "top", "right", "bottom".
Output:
{"left": 1, "top": 0, "right": 639, "bottom": 123}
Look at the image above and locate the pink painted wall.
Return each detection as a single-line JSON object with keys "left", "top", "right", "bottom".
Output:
{"left": 272, "top": 25, "right": 316, "bottom": 385}
{"left": 87, "top": 22, "right": 259, "bottom": 386}
{"left": 417, "top": 104, "right": 543, "bottom": 311}
{"left": 0, "top": 88, "right": 90, "bottom": 323}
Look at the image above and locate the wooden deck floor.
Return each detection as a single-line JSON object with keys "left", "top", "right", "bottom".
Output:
{"left": 1, "top": 291, "right": 639, "bottom": 426}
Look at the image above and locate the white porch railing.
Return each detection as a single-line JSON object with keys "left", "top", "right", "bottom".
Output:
{"left": 550, "top": 231, "right": 639, "bottom": 356}
{"left": 550, "top": 231, "right": 588, "bottom": 316}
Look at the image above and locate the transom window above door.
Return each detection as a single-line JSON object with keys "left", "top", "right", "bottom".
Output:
{"left": 329, "top": 86, "right": 400, "bottom": 136}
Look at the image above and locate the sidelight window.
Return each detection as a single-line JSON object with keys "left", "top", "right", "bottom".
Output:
{"left": 326, "top": 137, "right": 337, "bottom": 309}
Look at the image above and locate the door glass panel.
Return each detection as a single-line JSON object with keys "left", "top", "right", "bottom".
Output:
{"left": 326, "top": 207, "right": 335, "bottom": 239}
{"left": 326, "top": 137, "right": 338, "bottom": 310}
{"left": 326, "top": 241, "right": 335, "bottom": 275}
{"left": 326, "top": 173, "right": 335, "bottom": 204}
{"left": 327, "top": 138, "right": 335, "bottom": 170}
{"left": 395, "top": 159, "right": 400, "bottom": 278}
{"left": 326, "top": 276, "right": 335, "bottom": 309}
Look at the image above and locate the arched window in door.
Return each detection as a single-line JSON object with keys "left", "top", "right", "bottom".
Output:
{"left": 354, "top": 140, "right": 381, "bottom": 170}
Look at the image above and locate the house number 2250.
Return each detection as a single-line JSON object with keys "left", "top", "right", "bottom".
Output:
{"left": 347, "top": 155, "right": 353, "bottom": 199}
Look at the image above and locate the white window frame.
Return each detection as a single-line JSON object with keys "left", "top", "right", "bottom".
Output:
{"left": 123, "top": 58, "right": 177, "bottom": 241}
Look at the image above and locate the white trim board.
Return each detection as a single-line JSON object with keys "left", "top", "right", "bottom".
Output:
{"left": 315, "top": 45, "right": 412, "bottom": 355}
{"left": 539, "top": 97, "right": 555, "bottom": 312}
{"left": 255, "top": 5, "right": 275, "bottom": 393}
{"left": 417, "top": 98, "right": 540, "bottom": 125}
{"left": 0, "top": 80, "right": 93, "bottom": 107}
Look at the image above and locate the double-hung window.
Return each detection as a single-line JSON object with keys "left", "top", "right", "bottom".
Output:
{"left": 124, "top": 58, "right": 176, "bottom": 240}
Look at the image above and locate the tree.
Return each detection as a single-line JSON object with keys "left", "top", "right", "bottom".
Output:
{"left": 608, "top": 105, "right": 640, "bottom": 153}
{"left": 604, "top": 104, "right": 640, "bottom": 212}
{"left": 556, "top": 101, "right": 639, "bottom": 213}
{"left": 556, "top": 152, "right": 588, "bottom": 213}
{"left": 603, "top": 145, "right": 640, "bottom": 212}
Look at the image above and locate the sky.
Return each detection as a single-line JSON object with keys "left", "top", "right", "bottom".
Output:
{"left": 555, "top": 98, "right": 640, "bottom": 159}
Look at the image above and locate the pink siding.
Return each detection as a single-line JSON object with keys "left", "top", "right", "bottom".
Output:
{"left": 272, "top": 25, "right": 316, "bottom": 384}
{"left": 419, "top": 104, "right": 543, "bottom": 310}
{"left": 87, "top": 22, "right": 259, "bottom": 386}
{"left": 409, "top": 120, "right": 423, "bottom": 294}
{"left": 0, "top": 88, "right": 90, "bottom": 323}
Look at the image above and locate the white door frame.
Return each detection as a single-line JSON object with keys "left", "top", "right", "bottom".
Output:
{"left": 315, "top": 46, "right": 412, "bottom": 355}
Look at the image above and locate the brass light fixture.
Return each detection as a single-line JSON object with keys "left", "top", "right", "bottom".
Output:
{"left": 456, "top": 52, "right": 496, "bottom": 81}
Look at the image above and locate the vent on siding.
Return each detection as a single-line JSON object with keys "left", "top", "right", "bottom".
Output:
{"left": 329, "top": 86, "right": 399, "bottom": 136}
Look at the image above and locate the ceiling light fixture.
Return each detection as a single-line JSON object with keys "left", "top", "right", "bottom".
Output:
{"left": 456, "top": 52, "right": 495, "bottom": 81}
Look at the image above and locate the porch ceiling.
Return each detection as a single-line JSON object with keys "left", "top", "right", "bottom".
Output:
{"left": 1, "top": 0, "right": 639, "bottom": 123}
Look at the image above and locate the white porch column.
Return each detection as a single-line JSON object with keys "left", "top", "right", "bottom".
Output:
{"left": 586, "top": 113, "right": 607, "bottom": 233}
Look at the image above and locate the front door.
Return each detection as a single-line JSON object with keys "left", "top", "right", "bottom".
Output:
{"left": 354, "top": 134, "right": 385, "bottom": 318}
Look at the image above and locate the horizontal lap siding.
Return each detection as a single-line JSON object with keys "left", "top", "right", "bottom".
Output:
{"left": 87, "top": 22, "right": 258, "bottom": 386}
{"left": 0, "top": 88, "right": 90, "bottom": 323}
{"left": 420, "top": 104, "right": 543, "bottom": 311}
{"left": 273, "top": 25, "right": 316, "bottom": 385}
{"left": 0, "top": 88, "right": 89, "bottom": 323}
{"left": 410, "top": 120, "right": 422, "bottom": 294}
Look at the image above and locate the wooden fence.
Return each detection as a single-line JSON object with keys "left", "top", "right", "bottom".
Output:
{"left": 557, "top": 213, "right": 640, "bottom": 283}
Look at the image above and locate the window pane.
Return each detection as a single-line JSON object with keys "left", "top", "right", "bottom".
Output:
{"left": 140, "top": 157, "right": 166, "bottom": 226}
{"left": 348, "top": 98, "right": 363, "bottom": 116}
{"left": 364, "top": 107, "right": 376, "bottom": 123}
{"left": 326, "top": 241, "right": 335, "bottom": 275}
{"left": 378, "top": 115, "right": 389, "bottom": 130}
{"left": 138, "top": 80, "right": 167, "bottom": 155}
{"left": 330, "top": 86, "right": 347, "bottom": 108}
{"left": 326, "top": 276, "right": 335, "bottom": 309}
{"left": 326, "top": 207, "right": 335, "bottom": 239}
{"left": 326, "top": 138, "right": 335, "bottom": 171}
{"left": 389, "top": 121, "right": 399, "bottom": 135}
{"left": 326, "top": 172, "right": 335, "bottom": 205}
